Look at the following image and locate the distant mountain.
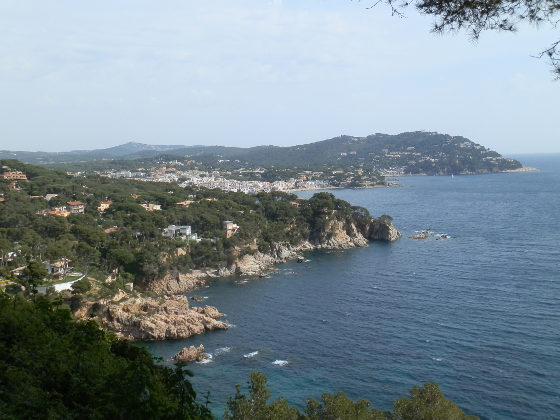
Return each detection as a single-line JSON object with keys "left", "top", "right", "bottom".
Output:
{"left": 0, "top": 132, "right": 522, "bottom": 175}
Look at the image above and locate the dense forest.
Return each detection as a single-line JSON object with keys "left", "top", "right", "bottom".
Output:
{"left": 0, "top": 294, "right": 479, "bottom": 419}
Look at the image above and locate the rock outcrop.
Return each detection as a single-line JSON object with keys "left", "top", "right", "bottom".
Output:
{"left": 147, "top": 271, "right": 207, "bottom": 295}
{"left": 80, "top": 295, "right": 228, "bottom": 341}
{"left": 220, "top": 219, "right": 370, "bottom": 277}
{"left": 146, "top": 217, "right": 400, "bottom": 292}
{"left": 364, "top": 219, "right": 401, "bottom": 242}
{"left": 172, "top": 345, "right": 209, "bottom": 362}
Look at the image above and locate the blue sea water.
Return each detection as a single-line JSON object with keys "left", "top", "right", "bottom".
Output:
{"left": 147, "top": 154, "right": 560, "bottom": 419}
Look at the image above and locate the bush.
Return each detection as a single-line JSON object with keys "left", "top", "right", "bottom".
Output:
{"left": 71, "top": 278, "right": 91, "bottom": 294}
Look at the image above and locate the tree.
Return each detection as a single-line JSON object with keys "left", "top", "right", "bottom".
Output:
{"left": 376, "top": 0, "right": 560, "bottom": 77}
{"left": 0, "top": 238, "right": 11, "bottom": 267}
{"left": 306, "top": 391, "right": 388, "bottom": 420}
{"left": 224, "top": 372, "right": 300, "bottom": 420}
{"left": 392, "top": 382, "right": 479, "bottom": 420}
{"left": 74, "top": 242, "right": 100, "bottom": 275}
{"left": 225, "top": 373, "right": 479, "bottom": 420}
{"left": 20, "top": 260, "right": 49, "bottom": 293}
{"left": 71, "top": 277, "right": 91, "bottom": 294}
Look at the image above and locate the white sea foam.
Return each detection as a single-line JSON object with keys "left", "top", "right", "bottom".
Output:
{"left": 198, "top": 354, "right": 213, "bottom": 364}
{"left": 272, "top": 360, "right": 288, "bottom": 366}
{"left": 243, "top": 351, "right": 259, "bottom": 358}
{"left": 226, "top": 322, "right": 236, "bottom": 328}
{"left": 215, "top": 347, "right": 231, "bottom": 355}
{"left": 432, "top": 357, "right": 442, "bottom": 362}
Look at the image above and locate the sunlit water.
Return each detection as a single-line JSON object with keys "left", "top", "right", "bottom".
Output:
{"left": 147, "top": 154, "right": 560, "bottom": 419}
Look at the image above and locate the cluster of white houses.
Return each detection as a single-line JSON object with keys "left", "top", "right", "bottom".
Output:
{"left": 36, "top": 201, "right": 85, "bottom": 217}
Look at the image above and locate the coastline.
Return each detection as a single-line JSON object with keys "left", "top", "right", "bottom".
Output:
{"left": 85, "top": 218, "right": 400, "bottom": 342}
{"left": 386, "top": 166, "right": 538, "bottom": 177}
{"left": 291, "top": 168, "right": 539, "bottom": 194}
{"left": 501, "top": 166, "right": 538, "bottom": 173}
{"left": 148, "top": 218, "right": 401, "bottom": 296}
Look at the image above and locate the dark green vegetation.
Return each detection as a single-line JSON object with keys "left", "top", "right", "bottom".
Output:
{"left": 0, "top": 294, "right": 479, "bottom": 419}
{"left": 0, "top": 131, "right": 521, "bottom": 175}
{"left": 0, "top": 293, "right": 213, "bottom": 419}
{"left": 224, "top": 372, "right": 479, "bottom": 420}
{"left": 0, "top": 159, "right": 372, "bottom": 292}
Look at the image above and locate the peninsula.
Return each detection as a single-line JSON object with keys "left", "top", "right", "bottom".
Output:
{"left": 0, "top": 159, "right": 399, "bottom": 341}
{"left": 1, "top": 131, "right": 523, "bottom": 193}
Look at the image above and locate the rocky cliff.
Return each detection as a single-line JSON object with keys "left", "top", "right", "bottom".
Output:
{"left": 147, "top": 270, "right": 208, "bottom": 295}
{"left": 146, "top": 217, "right": 400, "bottom": 294}
{"left": 76, "top": 295, "right": 228, "bottom": 341}
{"left": 78, "top": 217, "right": 399, "bottom": 340}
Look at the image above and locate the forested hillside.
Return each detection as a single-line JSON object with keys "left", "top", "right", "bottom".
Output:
{"left": 0, "top": 131, "right": 522, "bottom": 175}
{"left": 0, "top": 159, "right": 373, "bottom": 291}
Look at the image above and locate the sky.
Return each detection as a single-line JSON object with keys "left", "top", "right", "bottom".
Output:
{"left": 1, "top": 0, "right": 559, "bottom": 154}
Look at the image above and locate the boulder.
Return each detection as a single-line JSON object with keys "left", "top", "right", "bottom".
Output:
{"left": 172, "top": 345, "right": 209, "bottom": 362}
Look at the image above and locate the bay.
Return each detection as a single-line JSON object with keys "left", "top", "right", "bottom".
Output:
{"left": 147, "top": 154, "right": 560, "bottom": 419}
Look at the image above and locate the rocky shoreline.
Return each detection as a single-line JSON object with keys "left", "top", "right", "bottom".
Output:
{"left": 147, "top": 218, "right": 400, "bottom": 295}
{"left": 77, "top": 218, "right": 399, "bottom": 342}
{"left": 75, "top": 295, "right": 228, "bottom": 341}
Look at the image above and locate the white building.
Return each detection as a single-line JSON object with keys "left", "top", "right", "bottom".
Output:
{"left": 162, "top": 225, "right": 194, "bottom": 240}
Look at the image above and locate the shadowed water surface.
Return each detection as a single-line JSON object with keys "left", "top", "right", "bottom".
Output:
{"left": 147, "top": 154, "right": 560, "bottom": 419}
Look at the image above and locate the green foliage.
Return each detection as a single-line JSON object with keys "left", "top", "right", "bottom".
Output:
{"left": 0, "top": 294, "right": 213, "bottom": 419}
{"left": 392, "top": 382, "right": 479, "bottom": 420}
{"left": 71, "top": 277, "right": 91, "bottom": 294}
{"left": 306, "top": 391, "right": 387, "bottom": 420}
{"left": 1, "top": 160, "right": 380, "bottom": 290}
{"left": 225, "top": 372, "right": 301, "bottom": 420}
{"left": 379, "top": 214, "right": 393, "bottom": 222}
{"left": 19, "top": 260, "right": 48, "bottom": 292}
{"left": 225, "top": 372, "right": 479, "bottom": 420}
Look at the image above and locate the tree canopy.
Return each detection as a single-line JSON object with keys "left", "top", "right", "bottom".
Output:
{"left": 0, "top": 294, "right": 213, "bottom": 419}
{"left": 377, "top": 0, "right": 560, "bottom": 77}
{"left": 224, "top": 371, "right": 479, "bottom": 420}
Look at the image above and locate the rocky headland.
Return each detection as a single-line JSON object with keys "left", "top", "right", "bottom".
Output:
{"left": 74, "top": 294, "right": 228, "bottom": 341}
{"left": 147, "top": 217, "right": 400, "bottom": 294}
{"left": 75, "top": 217, "right": 399, "bottom": 341}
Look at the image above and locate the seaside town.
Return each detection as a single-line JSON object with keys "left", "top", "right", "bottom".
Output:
{"left": 92, "top": 166, "right": 340, "bottom": 192}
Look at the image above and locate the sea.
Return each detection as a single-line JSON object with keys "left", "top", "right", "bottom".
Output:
{"left": 146, "top": 154, "right": 560, "bottom": 420}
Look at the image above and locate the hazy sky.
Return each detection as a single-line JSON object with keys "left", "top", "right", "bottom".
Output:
{"left": 1, "top": 0, "right": 559, "bottom": 154}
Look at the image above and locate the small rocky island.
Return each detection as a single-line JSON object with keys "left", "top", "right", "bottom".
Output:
{"left": 172, "top": 345, "right": 210, "bottom": 362}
